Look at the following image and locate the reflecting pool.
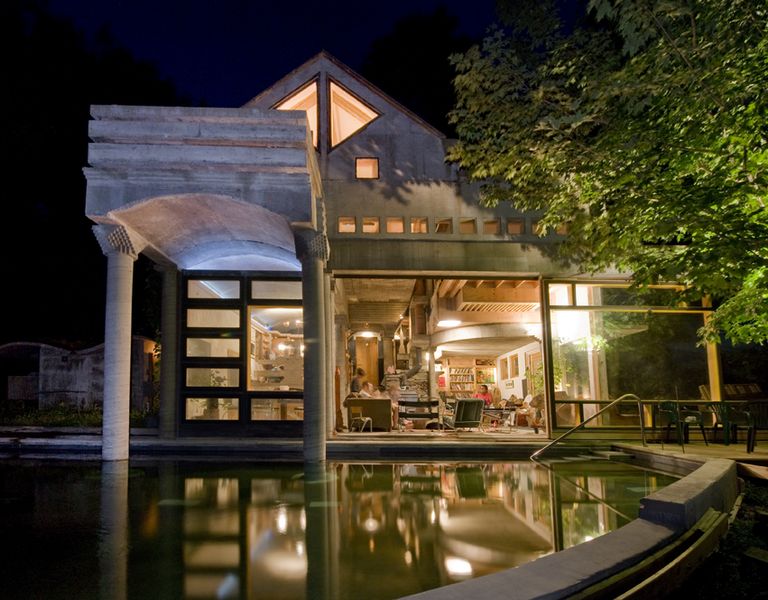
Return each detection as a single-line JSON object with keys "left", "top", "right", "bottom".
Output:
{"left": 0, "top": 458, "right": 678, "bottom": 599}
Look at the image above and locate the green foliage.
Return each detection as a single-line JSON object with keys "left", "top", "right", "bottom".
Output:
{"left": 449, "top": 0, "right": 768, "bottom": 345}
{"left": 3, "top": 404, "right": 103, "bottom": 427}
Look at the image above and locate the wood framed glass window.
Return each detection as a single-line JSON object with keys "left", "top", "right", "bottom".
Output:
{"left": 507, "top": 218, "right": 524, "bottom": 235}
{"left": 362, "top": 217, "right": 380, "bottom": 233}
{"left": 410, "top": 217, "right": 428, "bottom": 233}
{"left": 459, "top": 218, "right": 477, "bottom": 234}
{"left": 386, "top": 217, "right": 404, "bottom": 233}
{"left": 483, "top": 219, "right": 501, "bottom": 234}
{"left": 338, "top": 216, "right": 356, "bottom": 233}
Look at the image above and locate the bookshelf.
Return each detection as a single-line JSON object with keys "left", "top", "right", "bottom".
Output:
{"left": 442, "top": 358, "right": 497, "bottom": 400}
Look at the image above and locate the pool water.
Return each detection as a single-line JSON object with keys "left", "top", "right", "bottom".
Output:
{"left": 0, "top": 458, "right": 678, "bottom": 599}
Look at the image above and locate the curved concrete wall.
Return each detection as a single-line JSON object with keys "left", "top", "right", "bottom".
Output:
{"left": 403, "top": 454, "right": 738, "bottom": 600}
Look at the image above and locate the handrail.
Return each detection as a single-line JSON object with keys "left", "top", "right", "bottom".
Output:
{"left": 530, "top": 393, "right": 641, "bottom": 461}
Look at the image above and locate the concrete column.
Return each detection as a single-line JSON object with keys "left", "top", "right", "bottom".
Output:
{"left": 94, "top": 225, "right": 145, "bottom": 461}
{"left": 334, "top": 315, "right": 349, "bottom": 430}
{"left": 295, "top": 229, "right": 329, "bottom": 463}
{"left": 159, "top": 266, "right": 179, "bottom": 439}
{"left": 324, "top": 272, "right": 334, "bottom": 436}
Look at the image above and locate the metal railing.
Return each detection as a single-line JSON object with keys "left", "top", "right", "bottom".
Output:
{"left": 530, "top": 393, "right": 641, "bottom": 461}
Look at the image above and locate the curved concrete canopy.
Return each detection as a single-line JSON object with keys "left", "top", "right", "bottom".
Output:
{"left": 109, "top": 193, "right": 299, "bottom": 270}
{"left": 432, "top": 323, "right": 540, "bottom": 357}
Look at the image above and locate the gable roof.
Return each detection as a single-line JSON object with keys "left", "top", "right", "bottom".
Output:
{"left": 242, "top": 50, "right": 446, "bottom": 139}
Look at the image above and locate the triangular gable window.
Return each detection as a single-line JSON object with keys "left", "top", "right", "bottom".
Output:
{"left": 330, "top": 81, "right": 379, "bottom": 147}
{"left": 275, "top": 80, "right": 318, "bottom": 148}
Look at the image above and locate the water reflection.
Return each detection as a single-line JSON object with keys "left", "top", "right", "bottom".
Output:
{"left": 99, "top": 461, "right": 129, "bottom": 600}
{"left": 0, "top": 459, "right": 678, "bottom": 600}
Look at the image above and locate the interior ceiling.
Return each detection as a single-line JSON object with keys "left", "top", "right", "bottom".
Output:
{"left": 343, "top": 278, "right": 415, "bottom": 329}
{"left": 342, "top": 279, "right": 542, "bottom": 357}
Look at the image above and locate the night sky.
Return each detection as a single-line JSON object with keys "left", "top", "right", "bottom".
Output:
{"left": 2, "top": 0, "right": 499, "bottom": 347}
{"left": 44, "top": 0, "right": 499, "bottom": 107}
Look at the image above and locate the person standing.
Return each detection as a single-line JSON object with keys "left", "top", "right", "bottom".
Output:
{"left": 351, "top": 367, "right": 365, "bottom": 393}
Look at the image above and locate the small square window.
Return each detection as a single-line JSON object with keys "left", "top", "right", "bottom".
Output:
{"left": 338, "top": 217, "right": 356, "bottom": 233}
{"left": 386, "top": 217, "right": 404, "bottom": 233}
{"left": 483, "top": 219, "right": 500, "bottom": 234}
{"left": 506, "top": 218, "right": 524, "bottom": 235}
{"left": 459, "top": 218, "right": 477, "bottom": 234}
{"left": 435, "top": 218, "right": 453, "bottom": 234}
{"left": 410, "top": 217, "right": 428, "bottom": 233}
{"left": 362, "top": 217, "right": 380, "bottom": 233}
{"left": 355, "top": 157, "right": 379, "bottom": 179}
{"left": 556, "top": 223, "right": 569, "bottom": 235}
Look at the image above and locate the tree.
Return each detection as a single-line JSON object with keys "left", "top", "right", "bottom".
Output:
{"left": 448, "top": 0, "right": 768, "bottom": 345}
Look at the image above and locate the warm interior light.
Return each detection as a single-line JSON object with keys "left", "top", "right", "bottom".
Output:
{"left": 357, "top": 331, "right": 377, "bottom": 338}
{"left": 444, "top": 556, "right": 473, "bottom": 577}
{"left": 437, "top": 320, "right": 462, "bottom": 328}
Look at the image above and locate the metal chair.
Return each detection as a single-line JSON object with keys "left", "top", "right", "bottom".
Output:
{"left": 443, "top": 398, "right": 484, "bottom": 431}
{"left": 349, "top": 405, "right": 373, "bottom": 432}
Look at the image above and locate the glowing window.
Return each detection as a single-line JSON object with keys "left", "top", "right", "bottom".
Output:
{"left": 275, "top": 80, "right": 318, "bottom": 148}
{"left": 499, "top": 357, "right": 509, "bottom": 380}
{"left": 186, "top": 338, "right": 240, "bottom": 358}
{"left": 338, "top": 217, "right": 356, "bottom": 233}
{"left": 483, "top": 219, "right": 501, "bottom": 234}
{"left": 188, "top": 280, "right": 240, "bottom": 299}
{"left": 185, "top": 368, "right": 239, "bottom": 388}
{"left": 386, "top": 217, "right": 404, "bottom": 233}
{"left": 355, "top": 157, "right": 379, "bottom": 179}
{"left": 435, "top": 218, "right": 453, "bottom": 233}
{"left": 459, "top": 218, "right": 477, "bottom": 234}
{"left": 185, "top": 398, "right": 240, "bottom": 420}
{"left": 507, "top": 218, "right": 524, "bottom": 235}
{"left": 330, "top": 81, "right": 379, "bottom": 146}
{"left": 548, "top": 283, "right": 573, "bottom": 306}
{"left": 362, "top": 217, "right": 380, "bottom": 233}
{"left": 187, "top": 309, "right": 240, "bottom": 328}
{"left": 410, "top": 217, "right": 428, "bottom": 233}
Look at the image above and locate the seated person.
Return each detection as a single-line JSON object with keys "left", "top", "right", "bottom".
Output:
{"left": 386, "top": 382, "right": 401, "bottom": 428}
{"left": 359, "top": 381, "right": 375, "bottom": 398}
{"left": 473, "top": 384, "right": 494, "bottom": 407}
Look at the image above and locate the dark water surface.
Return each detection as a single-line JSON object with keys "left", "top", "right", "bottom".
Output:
{"left": 0, "top": 458, "right": 678, "bottom": 599}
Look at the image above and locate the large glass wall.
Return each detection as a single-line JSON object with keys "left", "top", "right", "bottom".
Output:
{"left": 547, "top": 283, "right": 712, "bottom": 427}
{"left": 180, "top": 274, "right": 304, "bottom": 434}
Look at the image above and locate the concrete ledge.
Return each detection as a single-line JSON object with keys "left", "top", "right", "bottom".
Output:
{"left": 639, "top": 458, "right": 738, "bottom": 530}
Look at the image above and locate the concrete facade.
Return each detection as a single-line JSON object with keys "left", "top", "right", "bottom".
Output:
{"left": 81, "top": 51, "right": 722, "bottom": 461}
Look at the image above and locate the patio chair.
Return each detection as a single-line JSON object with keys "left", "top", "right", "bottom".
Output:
{"left": 709, "top": 402, "right": 752, "bottom": 444}
{"left": 443, "top": 398, "right": 484, "bottom": 431}
{"left": 657, "top": 402, "right": 708, "bottom": 445}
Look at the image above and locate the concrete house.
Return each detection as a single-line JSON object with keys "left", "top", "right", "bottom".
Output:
{"left": 84, "top": 51, "right": 722, "bottom": 461}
